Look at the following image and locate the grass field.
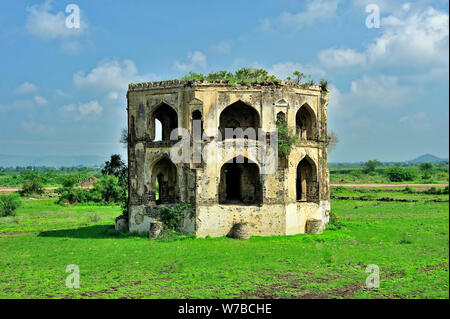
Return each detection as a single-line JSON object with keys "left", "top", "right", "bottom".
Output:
{"left": 0, "top": 189, "right": 448, "bottom": 299}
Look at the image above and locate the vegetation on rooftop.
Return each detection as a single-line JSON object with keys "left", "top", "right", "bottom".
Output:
{"left": 180, "top": 68, "right": 328, "bottom": 90}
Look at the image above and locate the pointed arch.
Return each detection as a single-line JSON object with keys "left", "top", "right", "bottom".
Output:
{"left": 148, "top": 101, "right": 178, "bottom": 141}
{"left": 219, "top": 156, "right": 262, "bottom": 204}
{"left": 296, "top": 103, "right": 317, "bottom": 140}
{"left": 296, "top": 156, "right": 319, "bottom": 202}
{"left": 219, "top": 100, "right": 260, "bottom": 140}
{"left": 150, "top": 155, "right": 178, "bottom": 204}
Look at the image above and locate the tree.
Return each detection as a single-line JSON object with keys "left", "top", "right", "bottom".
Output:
{"left": 419, "top": 162, "right": 433, "bottom": 179}
{"left": 102, "top": 154, "right": 127, "bottom": 188}
{"left": 327, "top": 131, "right": 339, "bottom": 153}
{"left": 319, "top": 79, "right": 329, "bottom": 91}
{"left": 20, "top": 171, "right": 44, "bottom": 196}
{"left": 292, "top": 71, "right": 306, "bottom": 84}
{"left": 363, "top": 160, "right": 382, "bottom": 173}
{"left": 386, "top": 167, "right": 415, "bottom": 182}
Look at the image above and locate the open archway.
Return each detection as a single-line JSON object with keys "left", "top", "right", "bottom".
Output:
{"left": 219, "top": 156, "right": 262, "bottom": 204}
{"left": 295, "top": 103, "right": 316, "bottom": 140}
{"left": 219, "top": 101, "right": 260, "bottom": 140}
{"left": 151, "top": 157, "right": 178, "bottom": 204}
{"left": 149, "top": 103, "right": 178, "bottom": 141}
{"left": 296, "top": 156, "right": 319, "bottom": 202}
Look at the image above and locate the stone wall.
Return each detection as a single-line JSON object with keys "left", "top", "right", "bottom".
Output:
{"left": 127, "top": 81, "right": 330, "bottom": 237}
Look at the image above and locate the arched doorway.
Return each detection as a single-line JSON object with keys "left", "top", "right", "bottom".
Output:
{"left": 295, "top": 104, "right": 316, "bottom": 140}
{"left": 219, "top": 156, "right": 262, "bottom": 204}
{"left": 219, "top": 101, "right": 260, "bottom": 140}
{"left": 296, "top": 156, "right": 319, "bottom": 202}
{"left": 150, "top": 103, "right": 178, "bottom": 141}
{"left": 151, "top": 157, "right": 178, "bottom": 204}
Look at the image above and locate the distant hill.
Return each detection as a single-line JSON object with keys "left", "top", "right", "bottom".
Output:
{"left": 408, "top": 154, "right": 449, "bottom": 164}
{"left": 0, "top": 154, "right": 110, "bottom": 168}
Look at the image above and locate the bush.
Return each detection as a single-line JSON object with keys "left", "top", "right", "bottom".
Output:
{"left": 276, "top": 115, "right": 298, "bottom": 156}
{"left": 20, "top": 174, "right": 44, "bottom": 196}
{"left": 159, "top": 203, "right": 191, "bottom": 230}
{"left": 362, "top": 160, "right": 381, "bottom": 173}
{"left": 57, "top": 175, "right": 125, "bottom": 205}
{"left": 92, "top": 175, "right": 125, "bottom": 203}
{"left": 57, "top": 187, "right": 97, "bottom": 205}
{"left": 0, "top": 195, "right": 21, "bottom": 217}
{"left": 385, "top": 167, "right": 415, "bottom": 182}
{"left": 62, "top": 175, "right": 79, "bottom": 188}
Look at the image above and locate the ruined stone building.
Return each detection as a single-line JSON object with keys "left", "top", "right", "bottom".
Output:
{"left": 126, "top": 80, "right": 330, "bottom": 237}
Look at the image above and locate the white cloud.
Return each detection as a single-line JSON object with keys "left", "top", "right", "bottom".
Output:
{"left": 25, "top": 0, "right": 87, "bottom": 40}
{"left": 349, "top": 75, "right": 411, "bottom": 107}
{"left": 14, "top": 82, "right": 38, "bottom": 95}
{"left": 105, "top": 91, "right": 119, "bottom": 100}
{"left": 269, "top": 62, "right": 326, "bottom": 80}
{"left": 73, "top": 59, "right": 142, "bottom": 92}
{"left": 214, "top": 41, "right": 232, "bottom": 55}
{"left": 328, "top": 75, "right": 414, "bottom": 111}
{"left": 58, "top": 100, "right": 102, "bottom": 120}
{"left": 261, "top": 0, "right": 340, "bottom": 31}
{"left": 78, "top": 100, "right": 102, "bottom": 118}
{"left": 318, "top": 48, "right": 366, "bottom": 68}
{"left": 174, "top": 51, "right": 207, "bottom": 72}
{"left": 25, "top": 0, "right": 88, "bottom": 53}
{"left": 34, "top": 95, "right": 48, "bottom": 105}
{"left": 318, "top": 6, "right": 449, "bottom": 70}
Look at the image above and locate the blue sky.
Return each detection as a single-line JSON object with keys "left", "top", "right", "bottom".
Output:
{"left": 0, "top": 0, "right": 448, "bottom": 162}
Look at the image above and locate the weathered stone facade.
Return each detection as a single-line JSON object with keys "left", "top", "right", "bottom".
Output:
{"left": 127, "top": 80, "right": 330, "bottom": 237}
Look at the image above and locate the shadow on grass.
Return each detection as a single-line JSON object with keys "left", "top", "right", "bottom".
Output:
{"left": 38, "top": 225, "right": 146, "bottom": 239}
{"left": 38, "top": 225, "right": 197, "bottom": 241}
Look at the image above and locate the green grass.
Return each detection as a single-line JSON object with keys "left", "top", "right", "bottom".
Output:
{"left": 0, "top": 191, "right": 448, "bottom": 299}
{"left": 330, "top": 166, "right": 449, "bottom": 184}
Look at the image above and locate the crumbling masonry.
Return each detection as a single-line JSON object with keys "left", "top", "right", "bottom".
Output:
{"left": 126, "top": 80, "right": 330, "bottom": 237}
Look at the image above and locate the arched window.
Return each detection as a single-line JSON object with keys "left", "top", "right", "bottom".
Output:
{"left": 219, "top": 156, "right": 262, "bottom": 204}
{"left": 150, "top": 103, "right": 178, "bottom": 141}
{"left": 295, "top": 104, "right": 316, "bottom": 140}
{"left": 151, "top": 157, "right": 178, "bottom": 204}
{"left": 219, "top": 101, "right": 260, "bottom": 140}
{"left": 191, "top": 110, "right": 203, "bottom": 136}
{"left": 296, "top": 157, "right": 319, "bottom": 202}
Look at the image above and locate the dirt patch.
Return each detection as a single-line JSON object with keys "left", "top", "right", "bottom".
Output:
{"left": 240, "top": 263, "right": 449, "bottom": 299}
{"left": 79, "top": 177, "right": 99, "bottom": 187}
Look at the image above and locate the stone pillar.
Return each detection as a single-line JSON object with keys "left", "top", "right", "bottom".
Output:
{"left": 229, "top": 222, "right": 250, "bottom": 240}
{"left": 149, "top": 221, "right": 164, "bottom": 239}
{"left": 115, "top": 215, "right": 128, "bottom": 232}
{"left": 306, "top": 219, "right": 323, "bottom": 234}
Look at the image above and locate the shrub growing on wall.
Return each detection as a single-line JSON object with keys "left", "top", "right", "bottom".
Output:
{"left": 159, "top": 203, "right": 191, "bottom": 230}
{"left": 276, "top": 114, "right": 298, "bottom": 157}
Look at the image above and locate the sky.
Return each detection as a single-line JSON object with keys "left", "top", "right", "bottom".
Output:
{"left": 0, "top": 0, "right": 448, "bottom": 162}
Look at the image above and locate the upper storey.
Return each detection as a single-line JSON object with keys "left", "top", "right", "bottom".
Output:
{"left": 127, "top": 80, "right": 329, "bottom": 147}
